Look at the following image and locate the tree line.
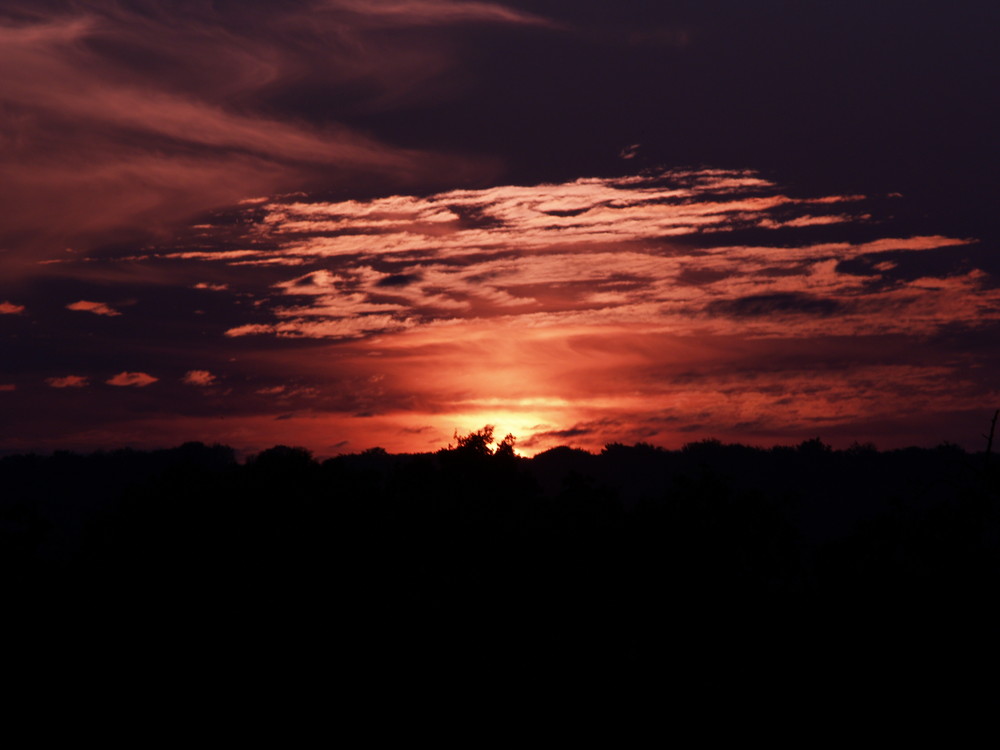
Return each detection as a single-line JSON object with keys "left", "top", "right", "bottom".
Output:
{"left": 2, "top": 429, "right": 998, "bottom": 679}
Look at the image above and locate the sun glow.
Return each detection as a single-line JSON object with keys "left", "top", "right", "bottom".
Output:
{"left": 7, "top": 168, "right": 997, "bottom": 457}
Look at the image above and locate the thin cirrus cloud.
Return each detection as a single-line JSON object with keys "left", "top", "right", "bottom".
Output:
{"left": 46, "top": 375, "right": 89, "bottom": 389}
{"left": 0, "top": 301, "right": 25, "bottom": 314}
{"left": 66, "top": 300, "right": 121, "bottom": 317}
{"left": 324, "top": 0, "right": 553, "bottom": 26}
{"left": 0, "top": 0, "right": 528, "bottom": 263}
{"left": 106, "top": 372, "right": 158, "bottom": 387}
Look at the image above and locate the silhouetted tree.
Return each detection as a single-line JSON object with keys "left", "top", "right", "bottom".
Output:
{"left": 4, "top": 434, "right": 1000, "bottom": 680}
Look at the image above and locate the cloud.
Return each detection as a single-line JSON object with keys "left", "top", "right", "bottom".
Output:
{"left": 707, "top": 292, "right": 843, "bottom": 318}
{"left": 226, "top": 314, "right": 413, "bottom": 340}
{"left": 619, "top": 143, "right": 641, "bottom": 160}
{"left": 109, "top": 165, "right": 997, "bottom": 454}
{"left": 161, "top": 168, "right": 995, "bottom": 344}
{"left": 256, "top": 386, "right": 288, "bottom": 395}
{"left": 0, "top": 384, "right": 15, "bottom": 392}
{"left": 174, "top": 169, "right": 857, "bottom": 269}
{"left": 46, "top": 375, "right": 89, "bottom": 388}
{"left": 0, "top": 301, "right": 25, "bottom": 314}
{"left": 66, "top": 300, "right": 121, "bottom": 317}
{"left": 325, "top": 0, "right": 553, "bottom": 27}
{"left": 0, "top": 2, "right": 510, "bottom": 260}
{"left": 182, "top": 370, "right": 217, "bottom": 387}
{"left": 106, "top": 372, "right": 158, "bottom": 387}
{"left": 520, "top": 425, "right": 598, "bottom": 447}
{"left": 377, "top": 273, "right": 423, "bottom": 287}
{"left": 7, "top": 166, "right": 998, "bottom": 457}
{"left": 193, "top": 283, "right": 229, "bottom": 291}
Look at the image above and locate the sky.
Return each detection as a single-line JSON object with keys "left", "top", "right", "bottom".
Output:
{"left": 1, "top": 0, "right": 998, "bottom": 456}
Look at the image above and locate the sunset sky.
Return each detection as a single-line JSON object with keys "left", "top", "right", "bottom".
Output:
{"left": 2, "top": 1, "right": 998, "bottom": 456}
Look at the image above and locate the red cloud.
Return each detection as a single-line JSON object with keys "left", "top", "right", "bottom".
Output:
{"left": 66, "top": 300, "right": 121, "bottom": 317}
{"left": 106, "top": 372, "right": 158, "bottom": 387}
{"left": 0, "top": 301, "right": 25, "bottom": 314}
{"left": 46, "top": 375, "right": 89, "bottom": 388}
{"left": 182, "top": 370, "right": 217, "bottom": 387}
{"left": 0, "top": 8, "right": 501, "bottom": 265}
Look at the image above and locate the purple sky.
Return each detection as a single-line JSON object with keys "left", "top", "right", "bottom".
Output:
{"left": 2, "top": 1, "right": 998, "bottom": 456}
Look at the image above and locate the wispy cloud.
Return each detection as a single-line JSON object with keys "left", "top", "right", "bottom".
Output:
{"left": 0, "top": 1, "right": 515, "bottom": 261}
{"left": 0, "top": 301, "right": 25, "bottom": 314}
{"left": 256, "top": 386, "right": 288, "bottom": 396}
{"left": 106, "top": 372, "right": 158, "bottom": 387}
{"left": 46, "top": 375, "right": 89, "bottom": 388}
{"left": 226, "top": 315, "right": 414, "bottom": 340}
{"left": 182, "top": 370, "right": 217, "bottom": 387}
{"left": 153, "top": 169, "right": 992, "bottom": 344}
{"left": 619, "top": 143, "right": 641, "bottom": 160}
{"left": 324, "top": 0, "right": 553, "bottom": 27}
{"left": 66, "top": 300, "right": 121, "bottom": 317}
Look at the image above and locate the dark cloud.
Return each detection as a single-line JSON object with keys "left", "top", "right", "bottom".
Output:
{"left": 675, "top": 267, "right": 730, "bottom": 286}
{"left": 519, "top": 428, "right": 593, "bottom": 449}
{"left": 376, "top": 273, "right": 422, "bottom": 287}
{"left": 707, "top": 293, "right": 843, "bottom": 319}
{"left": 401, "top": 426, "right": 434, "bottom": 434}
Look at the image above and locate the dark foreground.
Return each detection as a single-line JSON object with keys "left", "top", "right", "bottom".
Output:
{"left": 3, "top": 433, "right": 1000, "bottom": 698}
